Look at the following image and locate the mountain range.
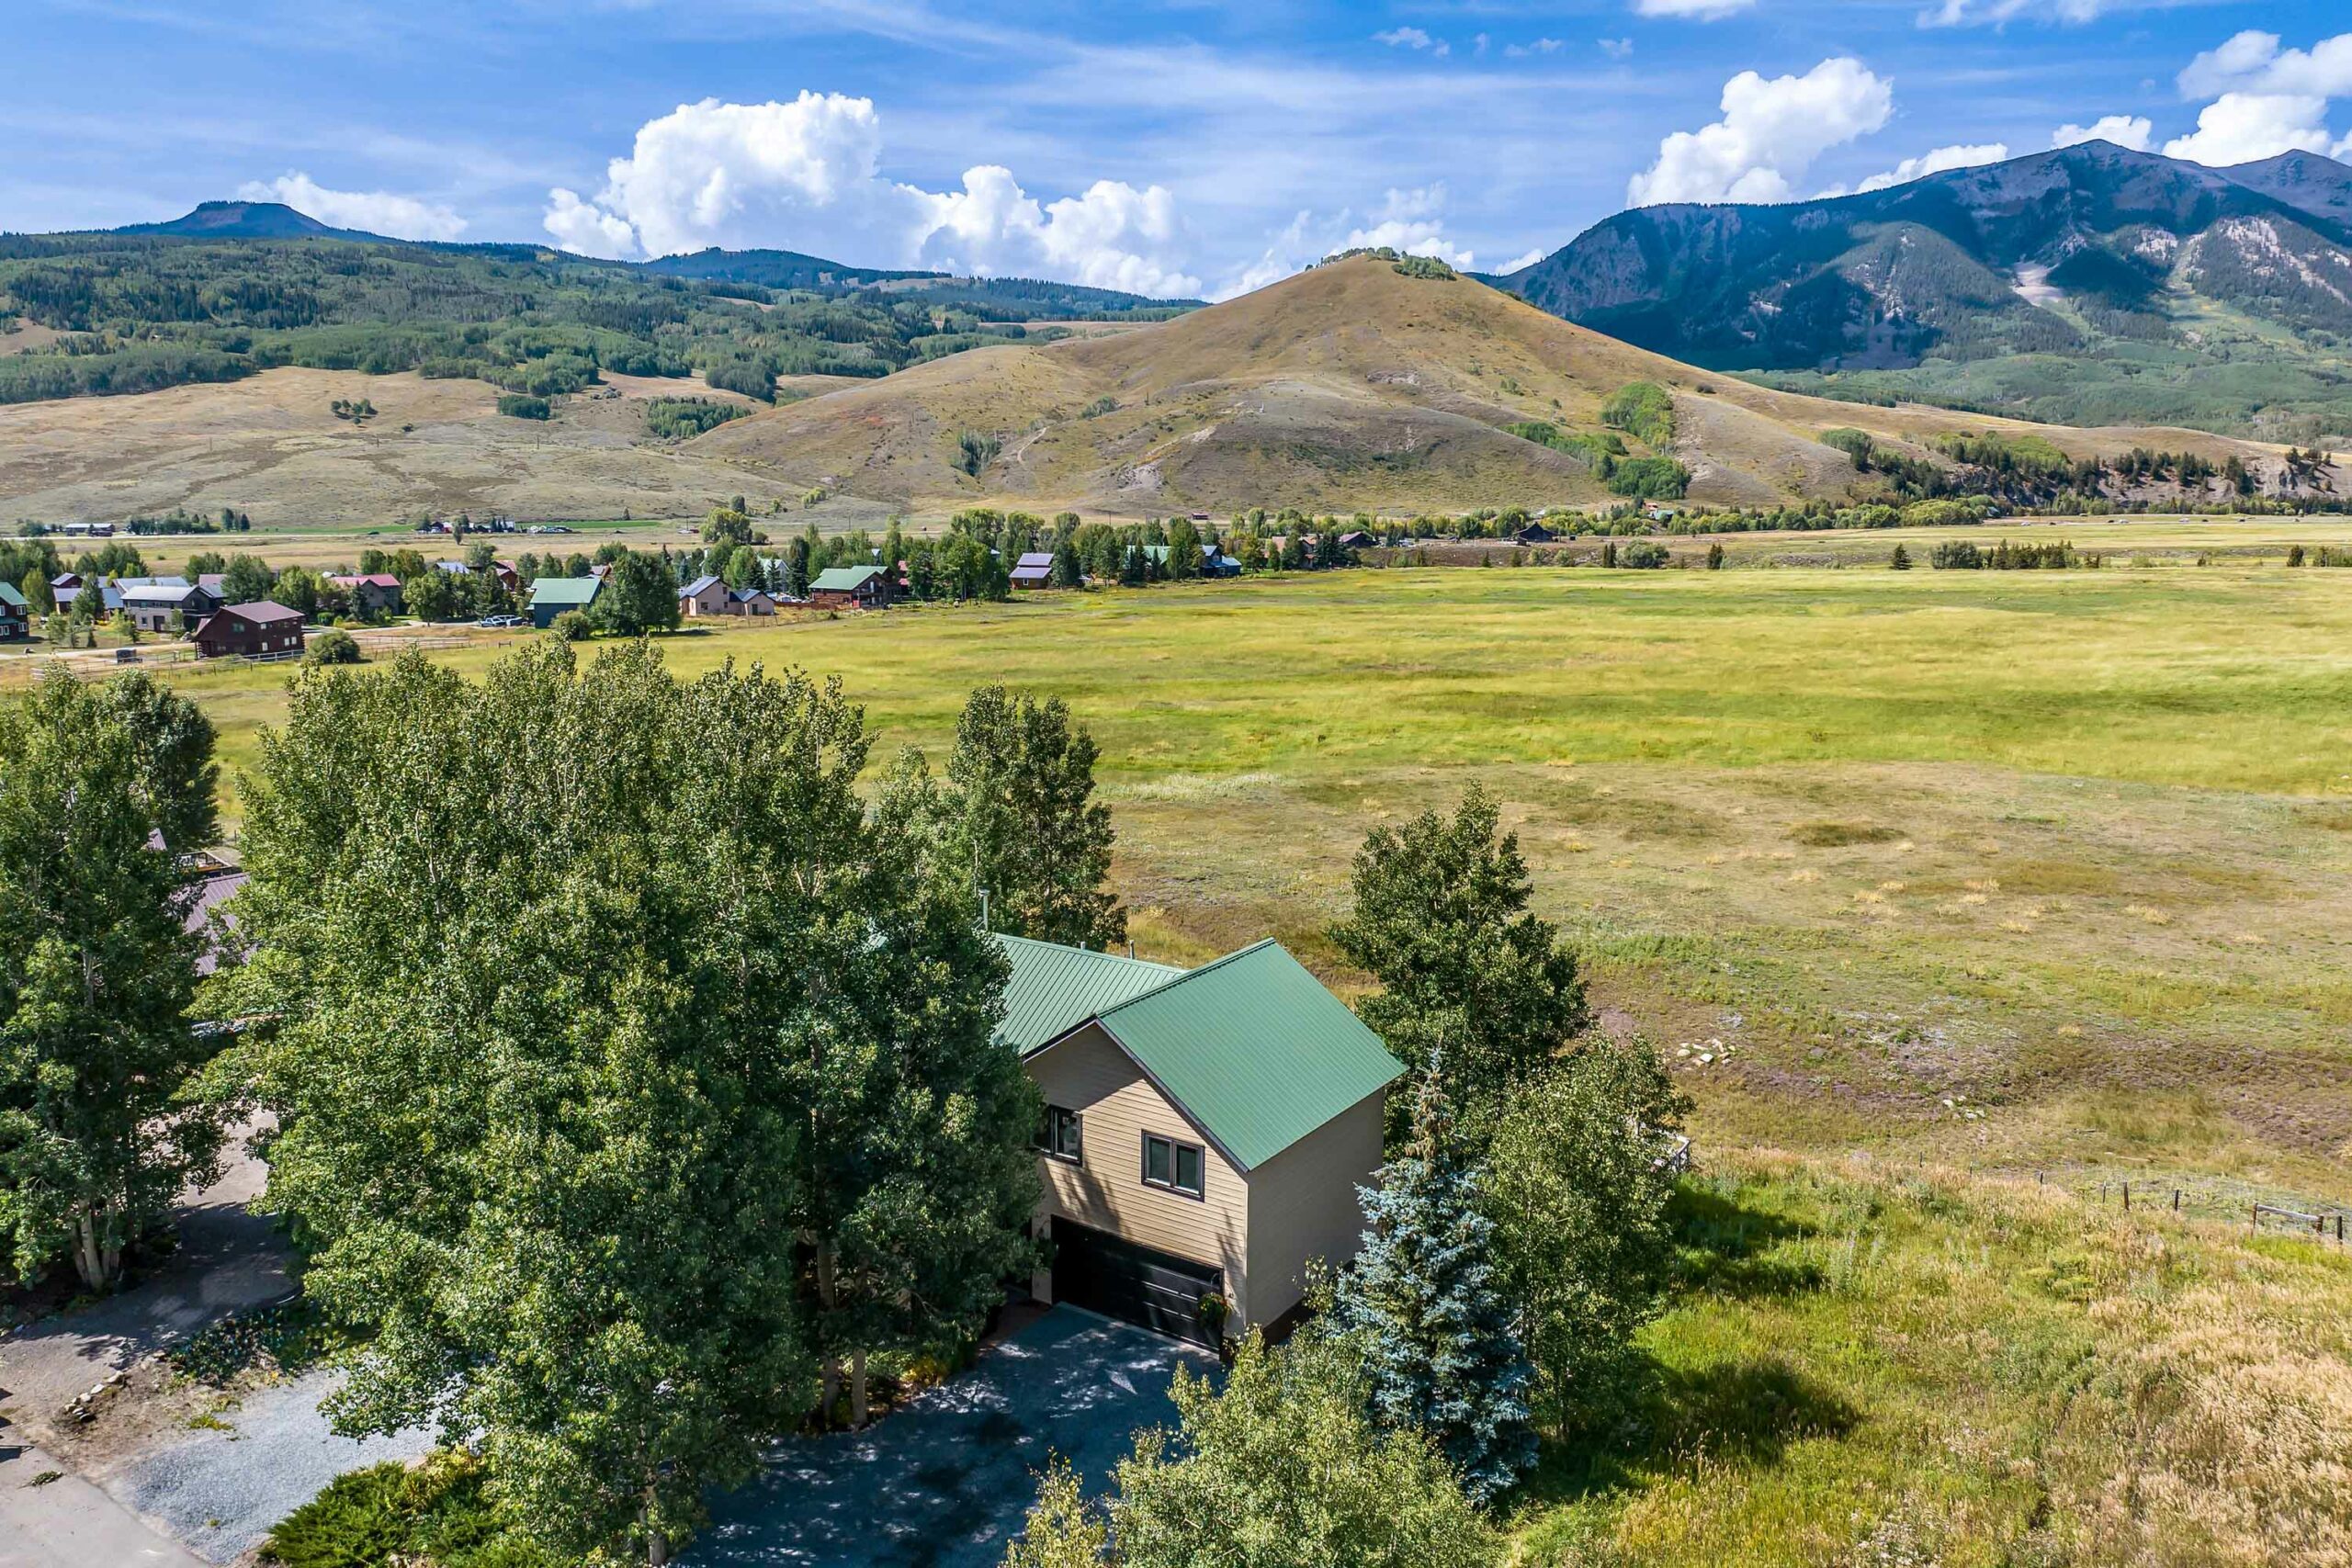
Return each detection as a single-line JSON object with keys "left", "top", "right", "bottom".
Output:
{"left": 1498, "top": 141, "right": 2352, "bottom": 444}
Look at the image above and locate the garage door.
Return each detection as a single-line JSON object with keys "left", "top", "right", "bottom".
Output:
{"left": 1050, "top": 1219, "right": 1222, "bottom": 1347}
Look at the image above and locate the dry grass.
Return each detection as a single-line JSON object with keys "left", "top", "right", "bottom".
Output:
{"left": 1511, "top": 1150, "right": 2352, "bottom": 1566}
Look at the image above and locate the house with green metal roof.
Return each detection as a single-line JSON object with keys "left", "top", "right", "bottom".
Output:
{"left": 0, "top": 581, "right": 28, "bottom": 640}
{"left": 994, "top": 932, "right": 1403, "bottom": 1345}
{"left": 526, "top": 576, "right": 602, "bottom": 629}
{"left": 807, "top": 564, "right": 895, "bottom": 610}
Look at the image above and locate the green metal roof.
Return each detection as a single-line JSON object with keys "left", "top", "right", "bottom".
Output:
{"left": 529, "top": 577, "right": 602, "bottom": 607}
{"left": 994, "top": 935, "right": 1182, "bottom": 1054}
{"left": 1000, "top": 932, "right": 1402, "bottom": 1170}
{"left": 1096, "top": 942, "right": 1401, "bottom": 1169}
{"left": 0, "top": 582, "right": 26, "bottom": 610}
{"left": 809, "top": 566, "right": 882, "bottom": 592}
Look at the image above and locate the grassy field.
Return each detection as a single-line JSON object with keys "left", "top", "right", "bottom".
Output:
{"left": 22, "top": 555, "right": 2352, "bottom": 1565}
{"left": 1515, "top": 1149, "right": 2352, "bottom": 1566}
{"left": 28, "top": 557, "right": 2352, "bottom": 1204}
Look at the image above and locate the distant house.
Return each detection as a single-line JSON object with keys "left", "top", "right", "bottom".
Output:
{"left": 1337, "top": 530, "right": 1377, "bottom": 550}
{"left": 330, "top": 573, "right": 404, "bottom": 617}
{"left": 55, "top": 576, "right": 125, "bottom": 616}
{"left": 679, "top": 574, "right": 732, "bottom": 616}
{"left": 196, "top": 573, "right": 227, "bottom": 595}
{"left": 1204, "top": 549, "right": 1242, "bottom": 578}
{"left": 1514, "top": 522, "right": 1556, "bottom": 545}
{"left": 729, "top": 587, "right": 777, "bottom": 616}
{"left": 528, "top": 576, "right": 603, "bottom": 628}
{"left": 1011, "top": 551, "right": 1056, "bottom": 590}
{"left": 808, "top": 565, "right": 893, "bottom": 610}
{"left": 191, "top": 601, "right": 305, "bottom": 660}
{"left": 1641, "top": 502, "right": 1682, "bottom": 523}
{"left": 184, "top": 869, "right": 248, "bottom": 978}
{"left": 0, "top": 581, "right": 28, "bottom": 640}
{"left": 122, "top": 582, "right": 222, "bottom": 635}
{"left": 998, "top": 934, "right": 1403, "bottom": 1344}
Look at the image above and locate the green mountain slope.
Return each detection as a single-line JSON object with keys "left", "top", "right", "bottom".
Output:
{"left": 1503, "top": 142, "right": 2352, "bottom": 443}
{"left": 0, "top": 209, "right": 1196, "bottom": 409}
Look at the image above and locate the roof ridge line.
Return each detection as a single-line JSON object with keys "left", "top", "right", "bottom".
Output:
{"left": 1097, "top": 936, "right": 1282, "bottom": 1018}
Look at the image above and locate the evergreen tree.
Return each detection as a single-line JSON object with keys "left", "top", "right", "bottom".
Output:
{"left": 1889, "top": 543, "right": 1913, "bottom": 570}
{"left": 0, "top": 671, "right": 226, "bottom": 1290}
{"left": 1119, "top": 545, "right": 1148, "bottom": 587}
{"left": 1050, "top": 539, "right": 1082, "bottom": 589}
{"left": 1329, "top": 787, "right": 1588, "bottom": 1142}
{"left": 1705, "top": 542, "right": 1725, "bottom": 570}
{"left": 1164, "top": 518, "right": 1201, "bottom": 581}
{"left": 1335, "top": 1063, "right": 1535, "bottom": 1504}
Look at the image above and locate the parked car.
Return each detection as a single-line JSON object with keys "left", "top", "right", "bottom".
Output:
{"left": 476, "top": 613, "right": 527, "bottom": 628}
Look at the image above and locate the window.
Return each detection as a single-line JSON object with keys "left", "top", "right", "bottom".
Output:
{"left": 1035, "top": 1105, "right": 1082, "bottom": 1163}
{"left": 1142, "top": 1133, "right": 1204, "bottom": 1200}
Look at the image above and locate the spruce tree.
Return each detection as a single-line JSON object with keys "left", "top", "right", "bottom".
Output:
{"left": 1890, "top": 543, "right": 1912, "bottom": 570}
{"left": 1335, "top": 1063, "right": 1535, "bottom": 1505}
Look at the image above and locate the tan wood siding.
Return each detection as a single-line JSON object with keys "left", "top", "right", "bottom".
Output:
{"left": 1242, "top": 1090, "right": 1385, "bottom": 1328}
{"left": 1024, "top": 1023, "right": 1254, "bottom": 1321}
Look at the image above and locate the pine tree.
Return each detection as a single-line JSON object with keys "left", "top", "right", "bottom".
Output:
{"left": 1889, "top": 543, "right": 1912, "bottom": 571}
{"left": 1335, "top": 1063, "right": 1535, "bottom": 1504}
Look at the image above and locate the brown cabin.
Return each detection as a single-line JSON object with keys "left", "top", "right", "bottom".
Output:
{"left": 191, "top": 601, "right": 306, "bottom": 660}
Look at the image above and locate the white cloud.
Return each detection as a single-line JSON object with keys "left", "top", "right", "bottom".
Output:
{"left": 234, "top": 172, "right": 466, "bottom": 242}
{"left": 1857, "top": 141, "right": 2010, "bottom": 192}
{"left": 2168, "top": 32, "right": 2352, "bottom": 167}
{"left": 1628, "top": 57, "right": 1894, "bottom": 206}
{"left": 2051, "top": 115, "right": 2154, "bottom": 152}
{"left": 1919, "top": 0, "right": 2112, "bottom": 27}
{"left": 2178, "top": 31, "right": 2352, "bottom": 101}
{"left": 2163, "top": 93, "right": 2335, "bottom": 166}
{"left": 1635, "top": 0, "right": 1755, "bottom": 18}
{"left": 541, "top": 91, "right": 1203, "bottom": 298}
{"left": 1600, "top": 38, "right": 1636, "bottom": 61}
{"left": 1374, "top": 27, "right": 1435, "bottom": 50}
{"left": 1505, "top": 39, "right": 1565, "bottom": 59}
{"left": 1499, "top": 247, "right": 1548, "bottom": 273}
{"left": 543, "top": 187, "right": 636, "bottom": 258}
{"left": 1344, "top": 184, "right": 1476, "bottom": 268}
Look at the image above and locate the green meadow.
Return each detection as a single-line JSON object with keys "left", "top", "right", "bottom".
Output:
{"left": 19, "top": 558, "right": 2352, "bottom": 1564}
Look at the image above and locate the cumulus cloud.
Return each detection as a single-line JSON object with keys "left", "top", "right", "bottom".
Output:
{"left": 2178, "top": 30, "right": 2352, "bottom": 101}
{"left": 1599, "top": 38, "right": 1636, "bottom": 61}
{"left": 2163, "top": 93, "right": 2335, "bottom": 166}
{"left": 541, "top": 91, "right": 1202, "bottom": 298}
{"left": 235, "top": 173, "right": 466, "bottom": 242}
{"left": 1857, "top": 141, "right": 2010, "bottom": 192}
{"left": 1499, "top": 247, "right": 1549, "bottom": 273}
{"left": 2051, "top": 115, "right": 2154, "bottom": 152}
{"left": 1919, "top": 0, "right": 2111, "bottom": 27}
{"left": 1628, "top": 57, "right": 1894, "bottom": 206}
{"left": 2167, "top": 32, "right": 2351, "bottom": 167}
{"left": 1503, "top": 37, "right": 1562, "bottom": 58}
{"left": 1635, "top": 0, "right": 1755, "bottom": 18}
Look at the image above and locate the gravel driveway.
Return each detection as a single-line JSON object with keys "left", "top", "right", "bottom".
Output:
{"left": 689, "top": 1306, "right": 1215, "bottom": 1568}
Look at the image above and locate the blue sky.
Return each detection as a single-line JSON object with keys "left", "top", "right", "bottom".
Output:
{"left": 6, "top": 2, "right": 2348, "bottom": 298}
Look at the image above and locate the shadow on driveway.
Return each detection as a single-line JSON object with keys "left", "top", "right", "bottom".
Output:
{"left": 691, "top": 1306, "right": 1214, "bottom": 1568}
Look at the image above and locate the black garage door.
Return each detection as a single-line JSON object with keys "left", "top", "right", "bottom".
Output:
{"left": 1050, "top": 1219, "right": 1221, "bottom": 1347}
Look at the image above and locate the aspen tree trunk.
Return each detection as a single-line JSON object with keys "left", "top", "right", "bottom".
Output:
{"left": 850, "top": 1346, "right": 869, "bottom": 1429}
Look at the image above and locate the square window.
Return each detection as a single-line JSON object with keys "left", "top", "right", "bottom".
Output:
{"left": 1035, "top": 1105, "right": 1081, "bottom": 1162}
{"left": 1143, "top": 1134, "right": 1204, "bottom": 1199}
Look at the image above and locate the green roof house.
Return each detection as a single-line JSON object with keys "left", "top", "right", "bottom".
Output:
{"left": 0, "top": 581, "right": 28, "bottom": 640}
{"left": 526, "top": 576, "right": 602, "bottom": 629}
{"left": 807, "top": 564, "right": 894, "bottom": 609}
{"left": 995, "top": 932, "right": 1403, "bottom": 1344}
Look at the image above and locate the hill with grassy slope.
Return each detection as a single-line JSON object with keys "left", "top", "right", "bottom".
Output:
{"left": 1501, "top": 142, "right": 2352, "bottom": 445}
{"left": 694, "top": 252, "right": 2296, "bottom": 515}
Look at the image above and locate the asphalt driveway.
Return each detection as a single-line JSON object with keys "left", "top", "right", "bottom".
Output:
{"left": 689, "top": 1306, "right": 1216, "bottom": 1568}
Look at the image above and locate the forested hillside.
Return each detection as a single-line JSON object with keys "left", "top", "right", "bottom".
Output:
{"left": 0, "top": 218, "right": 1193, "bottom": 409}
{"left": 1502, "top": 142, "right": 2352, "bottom": 444}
